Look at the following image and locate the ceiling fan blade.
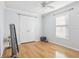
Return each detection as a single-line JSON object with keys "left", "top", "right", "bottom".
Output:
{"left": 47, "top": 6, "right": 54, "bottom": 9}
{"left": 41, "top": 1, "right": 55, "bottom": 8}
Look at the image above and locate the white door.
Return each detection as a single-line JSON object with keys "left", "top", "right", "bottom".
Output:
{"left": 20, "top": 15, "right": 36, "bottom": 43}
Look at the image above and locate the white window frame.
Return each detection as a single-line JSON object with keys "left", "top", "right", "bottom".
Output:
{"left": 56, "top": 13, "right": 69, "bottom": 40}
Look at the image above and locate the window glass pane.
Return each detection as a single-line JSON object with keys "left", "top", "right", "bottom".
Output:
{"left": 56, "top": 15, "right": 67, "bottom": 25}
{"left": 56, "top": 27, "right": 66, "bottom": 39}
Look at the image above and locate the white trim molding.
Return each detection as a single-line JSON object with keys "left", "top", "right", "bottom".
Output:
{"left": 49, "top": 41, "right": 79, "bottom": 52}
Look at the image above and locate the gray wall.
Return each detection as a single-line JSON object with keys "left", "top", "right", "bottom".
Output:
{"left": 0, "top": 2, "right": 5, "bottom": 57}
{"left": 4, "top": 9, "right": 42, "bottom": 47}
{"left": 42, "top": 13, "right": 56, "bottom": 42}
{"left": 42, "top": 2, "right": 79, "bottom": 51}
{"left": 4, "top": 9, "right": 20, "bottom": 48}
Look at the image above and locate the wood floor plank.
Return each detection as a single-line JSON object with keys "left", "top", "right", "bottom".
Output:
{"left": 2, "top": 41, "right": 79, "bottom": 58}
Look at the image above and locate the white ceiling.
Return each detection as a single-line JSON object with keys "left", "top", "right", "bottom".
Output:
{"left": 5, "top": 1, "right": 74, "bottom": 15}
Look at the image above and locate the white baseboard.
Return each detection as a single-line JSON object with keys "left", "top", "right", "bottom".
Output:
{"left": 49, "top": 40, "right": 79, "bottom": 52}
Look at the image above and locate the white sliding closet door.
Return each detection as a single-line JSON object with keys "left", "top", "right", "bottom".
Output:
{"left": 20, "top": 15, "right": 36, "bottom": 43}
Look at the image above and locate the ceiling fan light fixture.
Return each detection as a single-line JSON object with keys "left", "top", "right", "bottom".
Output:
{"left": 41, "top": 1, "right": 55, "bottom": 9}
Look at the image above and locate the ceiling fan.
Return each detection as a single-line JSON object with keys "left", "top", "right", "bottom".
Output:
{"left": 41, "top": 1, "right": 55, "bottom": 9}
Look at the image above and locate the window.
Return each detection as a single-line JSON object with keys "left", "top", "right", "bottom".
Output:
{"left": 56, "top": 15, "right": 68, "bottom": 39}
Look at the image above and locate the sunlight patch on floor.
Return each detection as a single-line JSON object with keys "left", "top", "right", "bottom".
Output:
{"left": 55, "top": 51, "right": 68, "bottom": 58}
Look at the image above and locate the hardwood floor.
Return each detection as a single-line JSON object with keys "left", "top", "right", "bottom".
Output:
{"left": 2, "top": 41, "right": 79, "bottom": 58}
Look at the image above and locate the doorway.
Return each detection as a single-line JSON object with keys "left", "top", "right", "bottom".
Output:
{"left": 19, "top": 15, "right": 37, "bottom": 43}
